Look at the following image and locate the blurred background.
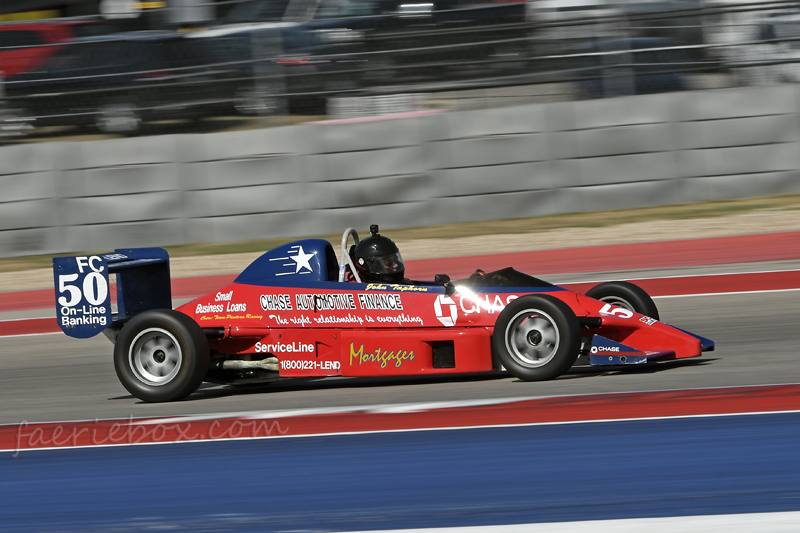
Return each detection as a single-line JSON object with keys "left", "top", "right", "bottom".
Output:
{"left": 0, "top": 0, "right": 799, "bottom": 135}
{"left": 3, "top": 0, "right": 800, "bottom": 260}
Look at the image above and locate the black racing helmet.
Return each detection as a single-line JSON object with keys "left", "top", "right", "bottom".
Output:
{"left": 352, "top": 224, "right": 405, "bottom": 283}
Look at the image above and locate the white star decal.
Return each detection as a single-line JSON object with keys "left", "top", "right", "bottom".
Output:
{"left": 290, "top": 246, "right": 315, "bottom": 273}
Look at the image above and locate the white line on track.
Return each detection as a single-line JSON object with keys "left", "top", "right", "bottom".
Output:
{"left": 142, "top": 396, "right": 545, "bottom": 424}
{"left": 5, "top": 387, "right": 800, "bottom": 455}
{"left": 566, "top": 267, "right": 800, "bottom": 285}
{"left": 4, "top": 381, "right": 796, "bottom": 429}
{"left": 343, "top": 511, "right": 800, "bottom": 533}
{"left": 0, "top": 316, "right": 53, "bottom": 322}
{"left": 5, "top": 408, "right": 800, "bottom": 456}
{"left": 654, "top": 287, "right": 800, "bottom": 299}
{"left": 0, "top": 332, "right": 61, "bottom": 339}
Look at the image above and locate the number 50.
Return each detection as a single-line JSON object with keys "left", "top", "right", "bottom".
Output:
{"left": 58, "top": 272, "right": 108, "bottom": 307}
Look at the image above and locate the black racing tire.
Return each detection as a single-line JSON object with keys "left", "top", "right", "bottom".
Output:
{"left": 492, "top": 294, "right": 581, "bottom": 381}
{"left": 113, "top": 309, "right": 209, "bottom": 403}
{"left": 585, "top": 281, "right": 659, "bottom": 320}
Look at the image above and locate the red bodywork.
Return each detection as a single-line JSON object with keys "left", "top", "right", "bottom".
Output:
{"left": 175, "top": 278, "right": 704, "bottom": 379}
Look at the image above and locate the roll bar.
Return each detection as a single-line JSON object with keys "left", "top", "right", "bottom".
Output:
{"left": 338, "top": 227, "right": 361, "bottom": 283}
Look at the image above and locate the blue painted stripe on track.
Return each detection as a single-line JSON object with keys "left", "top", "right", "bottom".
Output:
{"left": 3, "top": 412, "right": 800, "bottom": 532}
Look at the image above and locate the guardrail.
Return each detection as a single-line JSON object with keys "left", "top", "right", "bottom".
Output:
{"left": 2, "top": 83, "right": 800, "bottom": 258}
{"left": 6, "top": 0, "right": 800, "bottom": 134}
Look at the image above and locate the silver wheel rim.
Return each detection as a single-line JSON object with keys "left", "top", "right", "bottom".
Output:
{"left": 129, "top": 327, "right": 182, "bottom": 386}
{"left": 504, "top": 309, "right": 560, "bottom": 368}
{"left": 599, "top": 295, "right": 634, "bottom": 311}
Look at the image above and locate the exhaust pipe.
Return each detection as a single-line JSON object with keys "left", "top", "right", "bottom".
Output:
{"left": 216, "top": 357, "right": 279, "bottom": 372}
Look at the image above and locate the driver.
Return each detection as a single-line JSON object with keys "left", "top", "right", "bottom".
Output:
{"left": 348, "top": 225, "right": 449, "bottom": 286}
{"left": 350, "top": 225, "right": 405, "bottom": 284}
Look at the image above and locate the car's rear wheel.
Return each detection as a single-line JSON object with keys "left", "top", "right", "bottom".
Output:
{"left": 492, "top": 294, "right": 581, "bottom": 381}
{"left": 114, "top": 309, "right": 209, "bottom": 402}
{"left": 586, "top": 281, "right": 659, "bottom": 320}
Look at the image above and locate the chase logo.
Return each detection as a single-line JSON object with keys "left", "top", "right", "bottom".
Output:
{"left": 269, "top": 245, "right": 316, "bottom": 277}
{"left": 591, "top": 345, "right": 620, "bottom": 353}
{"left": 434, "top": 294, "right": 457, "bottom": 327}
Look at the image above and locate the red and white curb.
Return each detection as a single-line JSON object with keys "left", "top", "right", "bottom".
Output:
{"left": 3, "top": 384, "right": 800, "bottom": 455}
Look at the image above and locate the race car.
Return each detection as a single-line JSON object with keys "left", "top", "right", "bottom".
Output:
{"left": 53, "top": 226, "right": 714, "bottom": 402}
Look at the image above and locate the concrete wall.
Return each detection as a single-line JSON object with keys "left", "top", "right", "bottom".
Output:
{"left": 2, "top": 84, "right": 800, "bottom": 258}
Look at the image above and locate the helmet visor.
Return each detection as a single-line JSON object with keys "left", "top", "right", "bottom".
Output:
{"left": 362, "top": 251, "right": 404, "bottom": 275}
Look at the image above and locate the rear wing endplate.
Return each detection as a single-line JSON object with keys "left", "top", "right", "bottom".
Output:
{"left": 53, "top": 248, "right": 171, "bottom": 338}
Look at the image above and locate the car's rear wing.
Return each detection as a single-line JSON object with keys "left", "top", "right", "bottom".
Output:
{"left": 53, "top": 248, "right": 171, "bottom": 339}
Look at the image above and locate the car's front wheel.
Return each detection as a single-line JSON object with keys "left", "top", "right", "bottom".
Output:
{"left": 113, "top": 310, "right": 209, "bottom": 402}
{"left": 492, "top": 294, "right": 581, "bottom": 381}
{"left": 585, "top": 281, "right": 659, "bottom": 320}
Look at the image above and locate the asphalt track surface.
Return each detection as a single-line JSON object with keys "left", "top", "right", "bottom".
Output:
{"left": 1, "top": 261, "right": 799, "bottom": 426}
{"left": 2, "top": 234, "right": 800, "bottom": 531}
{"left": 0, "top": 232, "right": 800, "bottom": 424}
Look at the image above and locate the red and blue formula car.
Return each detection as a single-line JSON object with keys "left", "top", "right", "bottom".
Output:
{"left": 53, "top": 227, "right": 714, "bottom": 402}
